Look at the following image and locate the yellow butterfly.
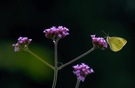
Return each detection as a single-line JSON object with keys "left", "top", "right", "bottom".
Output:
{"left": 106, "top": 36, "right": 127, "bottom": 52}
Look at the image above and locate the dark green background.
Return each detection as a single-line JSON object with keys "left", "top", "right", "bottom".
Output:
{"left": 0, "top": 0, "right": 134, "bottom": 88}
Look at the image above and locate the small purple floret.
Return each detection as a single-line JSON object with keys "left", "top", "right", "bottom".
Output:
{"left": 12, "top": 37, "right": 32, "bottom": 52}
{"left": 43, "top": 26, "right": 69, "bottom": 40}
{"left": 91, "top": 35, "right": 107, "bottom": 50}
{"left": 73, "top": 63, "right": 94, "bottom": 82}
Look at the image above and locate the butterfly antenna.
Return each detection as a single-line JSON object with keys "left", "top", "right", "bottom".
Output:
{"left": 101, "top": 31, "right": 109, "bottom": 38}
{"left": 101, "top": 31, "right": 107, "bottom": 35}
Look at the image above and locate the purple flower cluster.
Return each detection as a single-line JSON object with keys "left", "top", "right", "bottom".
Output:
{"left": 91, "top": 35, "right": 107, "bottom": 50}
{"left": 12, "top": 37, "right": 32, "bottom": 52}
{"left": 73, "top": 63, "right": 94, "bottom": 82}
{"left": 43, "top": 26, "right": 69, "bottom": 40}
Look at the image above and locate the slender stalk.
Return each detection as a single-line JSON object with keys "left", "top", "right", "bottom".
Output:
{"left": 25, "top": 48, "right": 54, "bottom": 70}
{"left": 52, "top": 69, "right": 58, "bottom": 88}
{"left": 75, "top": 78, "right": 81, "bottom": 88}
{"left": 52, "top": 39, "right": 59, "bottom": 88}
{"left": 54, "top": 40, "right": 58, "bottom": 68}
{"left": 58, "top": 46, "right": 96, "bottom": 70}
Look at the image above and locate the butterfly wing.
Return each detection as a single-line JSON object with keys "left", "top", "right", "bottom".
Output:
{"left": 107, "top": 36, "right": 127, "bottom": 52}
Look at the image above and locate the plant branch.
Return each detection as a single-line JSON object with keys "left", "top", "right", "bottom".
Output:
{"left": 58, "top": 46, "right": 96, "bottom": 70}
{"left": 25, "top": 49, "right": 54, "bottom": 70}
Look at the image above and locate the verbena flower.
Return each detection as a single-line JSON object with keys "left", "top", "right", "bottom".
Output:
{"left": 43, "top": 26, "right": 69, "bottom": 41}
{"left": 12, "top": 37, "right": 32, "bottom": 52}
{"left": 73, "top": 63, "right": 94, "bottom": 82}
{"left": 91, "top": 35, "right": 107, "bottom": 50}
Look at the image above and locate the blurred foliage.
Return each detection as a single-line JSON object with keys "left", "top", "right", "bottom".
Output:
{"left": 0, "top": 41, "right": 53, "bottom": 87}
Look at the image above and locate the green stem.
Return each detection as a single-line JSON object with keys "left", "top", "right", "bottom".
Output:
{"left": 58, "top": 46, "right": 96, "bottom": 70}
{"left": 75, "top": 78, "right": 81, "bottom": 88}
{"left": 52, "top": 40, "right": 59, "bottom": 88}
{"left": 25, "top": 48, "right": 54, "bottom": 70}
{"left": 54, "top": 40, "right": 58, "bottom": 68}
{"left": 52, "top": 69, "right": 58, "bottom": 88}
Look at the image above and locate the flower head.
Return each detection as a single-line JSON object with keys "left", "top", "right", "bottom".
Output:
{"left": 91, "top": 35, "right": 107, "bottom": 50}
{"left": 43, "top": 26, "right": 69, "bottom": 41}
{"left": 12, "top": 37, "right": 32, "bottom": 52}
{"left": 73, "top": 63, "right": 94, "bottom": 82}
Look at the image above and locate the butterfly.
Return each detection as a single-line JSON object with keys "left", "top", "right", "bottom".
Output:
{"left": 106, "top": 36, "right": 127, "bottom": 52}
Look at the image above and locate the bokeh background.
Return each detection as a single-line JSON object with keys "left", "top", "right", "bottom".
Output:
{"left": 0, "top": 0, "right": 135, "bottom": 88}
